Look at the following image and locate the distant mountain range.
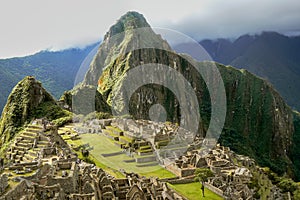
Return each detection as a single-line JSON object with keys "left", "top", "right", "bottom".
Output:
{"left": 0, "top": 43, "right": 98, "bottom": 113}
{"left": 199, "top": 32, "right": 300, "bottom": 110}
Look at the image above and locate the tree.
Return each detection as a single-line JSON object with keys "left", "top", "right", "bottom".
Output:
{"left": 81, "top": 149, "right": 89, "bottom": 157}
{"left": 194, "top": 168, "right": 214, "bottom": 197}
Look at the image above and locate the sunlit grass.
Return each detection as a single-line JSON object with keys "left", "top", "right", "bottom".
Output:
{"left": 169, "top": 182, "right": 224, "bottom": 200}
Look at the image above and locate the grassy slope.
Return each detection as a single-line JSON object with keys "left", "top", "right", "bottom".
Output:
{"left": 169, "top": 182, "right": 224, "bottom": 200}
{"left": 63, "top": 131, "right": 175, "bottom": 179}
{"left": 79, "top": 134, "right": 175, "bottom": 178}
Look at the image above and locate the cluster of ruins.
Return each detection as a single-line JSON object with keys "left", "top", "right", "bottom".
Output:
{"left": 0, "top": 119, "right": 187, "bottom": 200}
{"left": 0, "top": 117, "right": 289, "bottom": 199}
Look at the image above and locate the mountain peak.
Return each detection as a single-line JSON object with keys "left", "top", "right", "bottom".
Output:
{"left": 83, "top": 11, "right": 171, "bottom": 86}
{"left": 104, "top": 11, "right": 150, "bottom": 40}
{"left": 0, "top": 76, "right": 65, "bottom": 145}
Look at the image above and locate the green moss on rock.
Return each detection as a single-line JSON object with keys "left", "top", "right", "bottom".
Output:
{"left": 0, "top": 76, "right": 70, "bottom": 146}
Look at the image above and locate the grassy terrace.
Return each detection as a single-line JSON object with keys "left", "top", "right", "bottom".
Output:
{"left": 62, "top": 126, "right": 223, "bottom": 199}
{"left": 63, "top": 132, "right": 175, "bottom": 179}
{"left": 169, "top": 182, "right": 224, "bottom": 200}
{"left": 80, "top": 134, "right": 175, "bottom": 178}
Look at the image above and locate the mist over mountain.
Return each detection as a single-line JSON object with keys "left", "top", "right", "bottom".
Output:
{"left": 199, "top": 32, "right": 300, "bottom": 110}
{"left": 0, "top": 43, "right": 98, "bottom": 113}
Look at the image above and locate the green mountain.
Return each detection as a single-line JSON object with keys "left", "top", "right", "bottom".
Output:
{"left": 200, "top": 33, "right": 300, "bottom": 111}
{"left": 0, "top": 76, "right": 70, "bottom": 148}
{"left": 0, "top": 43, "right": 98, "bottom": 113}
{"left": 65, "top": 11, "right": 299, "bottom": 180}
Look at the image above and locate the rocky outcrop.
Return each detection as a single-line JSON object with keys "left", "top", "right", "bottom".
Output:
{"left": 60, "top": 84, "right": 111, "bottom": 115}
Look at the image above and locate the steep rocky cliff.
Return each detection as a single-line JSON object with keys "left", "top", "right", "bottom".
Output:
{"left": 0, "top": 76, "right": 69, "bottom": 147}
{"left": 60, "top": 84, "right": 111, "bottom": 115}
{"left": 291, "top": 111, "right": 300, "bottom": 180}
{"left": 75, "top": 11, "right": 296, "bottom": 177}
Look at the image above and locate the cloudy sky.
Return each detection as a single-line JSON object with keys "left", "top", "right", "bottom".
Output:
{"left": 0, "top": 0, "right": 299, "bottom": 58}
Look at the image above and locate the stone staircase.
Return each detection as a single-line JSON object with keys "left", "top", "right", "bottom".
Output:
{"left": 7, "top": 124, "right": 50, "bottom": 164}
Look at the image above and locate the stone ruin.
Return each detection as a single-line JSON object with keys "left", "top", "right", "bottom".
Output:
{"left": 0, "top": 119, "right": 187, "bottom": 200}
{"left": 0, "top": 117, "right": 290, "bottom": 200}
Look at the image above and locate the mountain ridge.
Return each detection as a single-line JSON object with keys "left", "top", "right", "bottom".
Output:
{"left": 199, "top": 31, "right": 300, "bottom": 110}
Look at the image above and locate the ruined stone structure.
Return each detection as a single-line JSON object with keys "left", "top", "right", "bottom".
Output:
{"left": 0, "top": 118, "right": 290, "bottom": 200}
{"left": 0, "top": 120, "right": 186, "bottom": 200}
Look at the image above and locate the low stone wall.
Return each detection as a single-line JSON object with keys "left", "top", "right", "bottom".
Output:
{"left": 181, "top": 168, "right": 196, "bottom": 177}
{"left": 102, "top": 151, "right": 123, "bottom": 157}
{"left": 165, "top": 164, "right": 196, "bottom": 177}
{"left": 167, "top": 178, "right": 194, "bottom": 184}
{"left": 159, "top": 176, "right": 180, "bottom": 182}
{"left": 135, "top": 156, "right": 156, "bottom": 163}
{"left": 8, "top": 162, "right": 39, "bottom": 171}
{"left": 166, "top": 164, "right": 181, "bottom": 177}
{"left": 70, "top": 193, "right": 95, "bottom": 200}
{"left": 57, "top": 162, "right": 72, "bottom": 169}
{"left": 204, "top": 182, "right": 224, "bottom": 197}
{"left": 137, "top": 151, "right": 154, "bottom": 156}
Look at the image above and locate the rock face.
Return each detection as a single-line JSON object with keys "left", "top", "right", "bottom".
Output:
{"left": 60, "top": 84, "right": 111, "bottom": 115}
{"left": 78, "top": 11, "right": 296, "bottom": 176}
{"left": 291, "top": 111, "right": 300, "bottom": 180}
{"left": 0, "top": 76, "right": 64, "bottom": 146}
{"left": 83, "top": 11, "right": 171, "bottom": 86}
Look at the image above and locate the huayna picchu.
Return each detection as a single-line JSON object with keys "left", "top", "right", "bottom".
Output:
{"left": 0, "top": 11, "right": 299, "bottom": 199}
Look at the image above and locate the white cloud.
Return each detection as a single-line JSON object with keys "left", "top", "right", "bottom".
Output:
{"left": 0, "top": 0, "right": 299, "bottom": 58}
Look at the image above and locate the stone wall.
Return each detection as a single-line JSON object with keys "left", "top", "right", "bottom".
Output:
{"left": 135, "top": 156, "right": 156, "bottom": 163}
{"left": 34, "top": 183, "right": 65, "bottom": 199}
{"left": 51, "top": 126, "right": 70, "bottom": 148}
{"left": 165, "top": 164, "right": 196, "bottom": 177}
{"left": 204, "top": 182, "right": 224, "bottom": 198}
{"left": 167, "top": 178, "right": 194, "bottom": 184}
{"left": 70, "top": 193, "right": 95, "bottom": 200}
{"left": 47, "top": 162, "right": 78, "bottom": 194}
{"left": 166, "top": 164, "right": 181, "bottom": 177}
{"left": 181, "top": 168, "right": 196, "bottom": 177}
{"left": 26, "top": 164, "right": 51, "bottom": 181}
